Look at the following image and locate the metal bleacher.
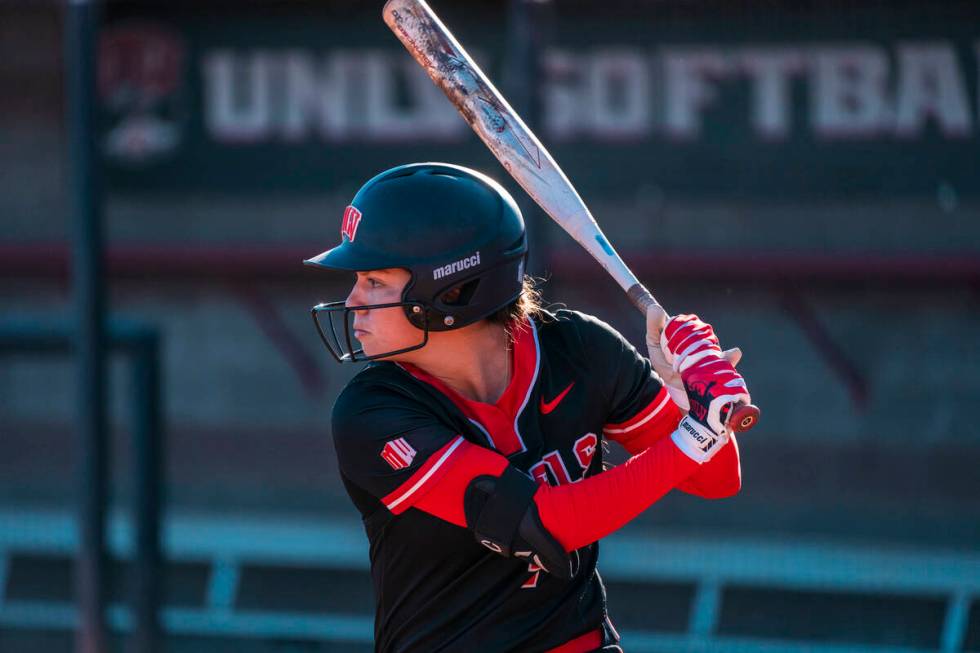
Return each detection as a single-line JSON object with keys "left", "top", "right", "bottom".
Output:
{"left": 0, "top": 508, "right": 977, "bottom": 652}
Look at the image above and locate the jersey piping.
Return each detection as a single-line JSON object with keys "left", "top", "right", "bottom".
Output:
{"left": 397, "top": 317, "right": 540, "bottom": 456}
{"left": 603, "top": 387, "right": 673, "bottom": 435}
{"left": 382, "top": 435, "right": 467, "bottom": 514}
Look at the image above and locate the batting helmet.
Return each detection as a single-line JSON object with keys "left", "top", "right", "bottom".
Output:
{"left": 305, "top": 162, "right": 528, "bottom": 363}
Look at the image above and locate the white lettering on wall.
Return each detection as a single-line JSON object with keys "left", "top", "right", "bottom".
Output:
{"left": 894, "top": 43, "right": 971, "bottom": 138}
{"left": 203, "top": 50, "right": 272, "bottom": 142}
{"left": 811, "top": 46, "right": 890, "bottom": 138}
{"left": 201, "top": 42, "right": 977, "bottom": 144}
{"left": 588, "top": 50, "right": 650, "bottom": 139}
{"left": 203, "top": 50, "right": 465, "bottom": 143}
{"left": 663, "top": 48, "right": 731, "bottom": 139}
{"left": 739, "top": 48, "right": 805, "bottom": 139}
{"left": 281, "top": 50, "right": 352, "bottom": 141}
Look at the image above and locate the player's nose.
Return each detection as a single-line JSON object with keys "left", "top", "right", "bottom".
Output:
{"left": 345, "top": 283, "right": 370, "bottom": 313}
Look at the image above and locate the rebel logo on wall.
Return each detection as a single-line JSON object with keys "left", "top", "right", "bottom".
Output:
{"left": 99, "top": 23, "right": 188, "bottom": 165}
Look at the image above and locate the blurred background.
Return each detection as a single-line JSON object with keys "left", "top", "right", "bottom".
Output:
{"left": 2, "top": 0, "right": 979, "bottom": 651}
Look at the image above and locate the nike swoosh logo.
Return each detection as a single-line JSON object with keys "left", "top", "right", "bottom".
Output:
{"left": 540, "top": 382, "right": 575, "bottom": 415}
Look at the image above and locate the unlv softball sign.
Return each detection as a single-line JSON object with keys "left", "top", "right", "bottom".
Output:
{"left": 100, "top": 5, "right": 980, "bottom": 198}
{"left": 201, "top": 44, "right": 980, "bottom": 144}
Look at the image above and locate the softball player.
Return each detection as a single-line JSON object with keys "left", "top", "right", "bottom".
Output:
{"left": 306, "top": 163, "right": 750, "bottom": 652}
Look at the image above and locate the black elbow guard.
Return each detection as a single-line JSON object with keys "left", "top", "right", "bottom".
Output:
{"left": 463, "top": 466, "right": 574, "bottom": 580}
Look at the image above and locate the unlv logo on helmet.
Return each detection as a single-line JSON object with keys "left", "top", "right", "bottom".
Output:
{"left": 341, "top": 206, "right": 363, "bottom": 242}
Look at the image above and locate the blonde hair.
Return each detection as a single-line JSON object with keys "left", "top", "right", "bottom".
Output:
{"left": 486, "top": 275, "right": 544, "bottom": 331}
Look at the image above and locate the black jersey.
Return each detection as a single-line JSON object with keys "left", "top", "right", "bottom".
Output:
{"left": 330, "top": 309, "right": 669, "bottom": 653}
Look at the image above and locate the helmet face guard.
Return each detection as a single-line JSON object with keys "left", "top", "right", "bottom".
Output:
{"left": 311, "top": 299, "right": 429, "bottom": 363}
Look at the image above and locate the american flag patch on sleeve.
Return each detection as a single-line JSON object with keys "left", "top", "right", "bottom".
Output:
{"left": 381, "top": 437, "right": 417, "bottom": 470}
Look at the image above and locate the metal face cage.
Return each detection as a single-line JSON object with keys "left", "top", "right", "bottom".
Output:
{"left": 310, "top": 300, "right": 429, "bottom": 363}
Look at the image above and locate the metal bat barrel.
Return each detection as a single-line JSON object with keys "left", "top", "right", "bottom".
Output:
{"left": 382, "top": 0, "right": 759, "bottom": 433}
{"left": 382, "top": 0, "right": 646, "bottom": 303}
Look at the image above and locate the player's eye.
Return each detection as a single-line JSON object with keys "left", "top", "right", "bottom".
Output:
{"left": 366, "top": 277, "right": 383, "bottom": 288}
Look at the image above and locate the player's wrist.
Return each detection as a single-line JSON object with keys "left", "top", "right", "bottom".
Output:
{"left": 670, "top": 415, "right": 728, "bottom": 464}
{"left": 664, "top": 383, "right": 689, "bottom": 412}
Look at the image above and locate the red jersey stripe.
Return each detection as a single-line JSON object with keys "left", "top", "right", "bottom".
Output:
{"left": 382, "top": 435, "right": 467, "bottom": 514}
{"left": 603, "top": 386, "right": 673, "bottom": 435}
{"left": 544, "top": 626, "right": 602, "bottom": 653}
{"left": 410, "top": 425, "right": 705, "bottom": 554}
{"left": 413, "top": 440, "right": 509, "bottom": 526}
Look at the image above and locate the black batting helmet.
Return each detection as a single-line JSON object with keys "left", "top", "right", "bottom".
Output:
{"left": 305, "top": 162, "right": 528, "bottom": 363}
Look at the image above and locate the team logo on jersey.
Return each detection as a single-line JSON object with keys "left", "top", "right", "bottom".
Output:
{"left": 528, "top": 433, "right": 597, "bottom": 487}
{"left": 341, "top": 205, "right": 363, "bottom": 242}
{"left": 380, "top": 437, "right": 417, "bottom": 470}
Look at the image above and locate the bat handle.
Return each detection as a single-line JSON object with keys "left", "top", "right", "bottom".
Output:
{"left": 627, "top": 283, "right": 664, "bottom": 321}
{"left": 727, "top": 401, "right": 760, "bottom": 433}
{"left": 627, "top": 283, "right": 761, "bottom": 433}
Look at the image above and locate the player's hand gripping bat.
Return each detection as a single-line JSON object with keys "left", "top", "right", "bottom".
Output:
{"left": 382, "top": 0, "right": 759, "bottom": 433}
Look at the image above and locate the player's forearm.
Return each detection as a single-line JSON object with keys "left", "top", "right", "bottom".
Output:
{"left": 615, "top": 403, "right": 741, "bottom": 499}
{"left": 610, "top": 379, "right": 742, "bottom": 501}
{"left": 677, "top": 434, "right": 741, "bottom": 498}
{"left": 410, "top": 425, "right": 723, "bottom": 556}
{"left": 535, "top": 435, "right": 699, "bottom": 552}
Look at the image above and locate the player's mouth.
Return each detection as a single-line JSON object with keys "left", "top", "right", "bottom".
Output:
{"left": 353, "top": 328, "right": 370, "bottom": 339}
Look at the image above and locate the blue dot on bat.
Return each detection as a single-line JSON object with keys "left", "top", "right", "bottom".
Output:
{"left": 595, "top": 234, "right": 614, "bottom": 256}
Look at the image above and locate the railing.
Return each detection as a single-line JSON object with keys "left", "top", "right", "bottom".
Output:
{"left": 0, "top": 321, "right": 164, "bottom": 652}
{"left": 0, "top": 509, "right": 976, "bottom": 653}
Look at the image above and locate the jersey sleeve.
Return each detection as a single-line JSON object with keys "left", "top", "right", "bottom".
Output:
{"left": 568, "top": 312, "right": 682, "bottom": 450}
{"left": 331, "top": 381, "right": 470, "bottom": 515}
{"left": 411, "top": 427, "right": 702, "bottom": 552}
{"left": 567, "top": 312, "right": 742, "bottom": 499}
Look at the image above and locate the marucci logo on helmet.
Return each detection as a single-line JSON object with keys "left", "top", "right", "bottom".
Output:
{"left": 433, "top": 251, "right": 481, "bottom": 280}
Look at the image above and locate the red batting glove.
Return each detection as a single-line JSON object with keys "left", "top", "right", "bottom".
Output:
{"left": 660, "top": 314, "right": 751, "bottom": 435}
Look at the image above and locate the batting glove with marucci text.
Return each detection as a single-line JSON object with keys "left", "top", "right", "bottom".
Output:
{"left": 646, "top": 309, "right": 744, "bottom": 416}
{"left": 670, "top": 414, "right": 729, "bottom": 464}
{"left": 656, "top": 313, "right": 751, "bottom": 436}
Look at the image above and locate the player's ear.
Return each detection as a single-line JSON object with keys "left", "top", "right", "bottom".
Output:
{"left": 440, "top": 279, "right": 480, "bottom": 307}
